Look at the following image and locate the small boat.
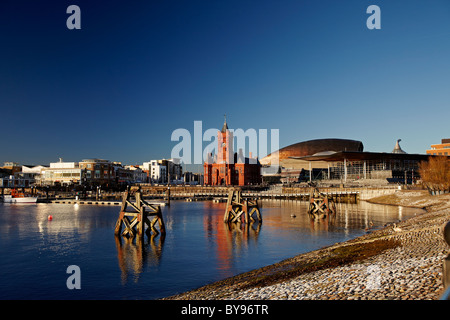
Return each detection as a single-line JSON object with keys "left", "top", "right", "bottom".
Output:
{"left": 2, "top": 189, "right": 38, "bottom": 203}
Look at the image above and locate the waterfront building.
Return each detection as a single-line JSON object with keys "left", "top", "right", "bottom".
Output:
{"left": 124, "top": 165, "right": 147, "bottom": 184}
{"left": 293, "top": 140, "right": 430, "bottom": 184}
{"left": 142, "top": 158, "right": 182, "bottom": 184}
{"left": 0, "top": 162, "right": 22, "bottom": 174}
{"left": 21, "top": 165, "right": 47, "bottom": 186}
{"left": 426, "top": 138, "right": 450, "bottom": 156}
{"left": 0, "top": 173, "right": 36, "bottom": 188}
{"left": 143, "top": 160, "right": 166, "bottom": 184}
{"left": 203, "top": 118, "right": 261, "bottom": 186}
{"left": 0, "top": 163, "right": 46, "bottom": 188}
{"left": 158, "top": 159, "right": 182, "bottom": 183}
{"left": 260, "top": 138, "right": 364, "bottom": 184}
{"left": 41, "top": 160, "right": 83, "bottom": 186}
{"left": 262, "top": 138, "right": 435, "bottom": 184}
{"left": 114, "top": 164, "right": 134, "bottom": 186}
{"left": 183, "top": 171, "right": 204, "bottom": 185}
{"left": 41, "top": 158, "right": 135, "bottom": 187}
{"left": 79, "top": 159, "right": 115, "bottom": 186}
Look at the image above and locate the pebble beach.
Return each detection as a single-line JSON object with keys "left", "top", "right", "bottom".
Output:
{"left": 164, "top": 190, "right": 450, "bottom": 300}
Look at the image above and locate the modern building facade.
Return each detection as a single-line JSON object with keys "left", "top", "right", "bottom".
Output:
{"left": 41, "top": 160, "right": 82, "bottom": 186}
{"left": 0, "top": 163, "right": 46, "bottom": 188}
{"left": 294, "top": 140, "right": 431, "bottom": 184}
{"left": 78, "top": 159, "right": 114, "bottom": 186}
{"left": 427, "top": 138, "right": 450, "bottom": 156}
{"left": 142, "top": 158, "right": 182, "bottom": 184}
{"left": 260, "top": 138, "right": 365, "bottom": 183}
{"left": 40, "top": 159, "right": 135, "bottom": 187}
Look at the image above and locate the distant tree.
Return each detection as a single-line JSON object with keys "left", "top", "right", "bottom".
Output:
{"left": 418, "top": 156, "right": 450, "bottom": 194}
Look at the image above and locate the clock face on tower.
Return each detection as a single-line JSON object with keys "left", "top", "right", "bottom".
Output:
{"left": 222, "top": 142, "right": 226, "bottom": 147}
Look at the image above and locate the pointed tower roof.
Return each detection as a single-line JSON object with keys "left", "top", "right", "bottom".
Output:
{"left": 221, "top": 114, "right": 228, "bottom": 133}
{"left": 392, "top": 139, "right": 407, "bottom": 154}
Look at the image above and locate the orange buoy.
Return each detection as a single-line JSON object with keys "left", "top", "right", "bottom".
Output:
{"left": 48, "top": 215, "right": 53, "bottom": 221}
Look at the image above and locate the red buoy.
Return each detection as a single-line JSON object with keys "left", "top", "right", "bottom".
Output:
{"left": 48, "top": 215, "right": 53, "bottom": 221}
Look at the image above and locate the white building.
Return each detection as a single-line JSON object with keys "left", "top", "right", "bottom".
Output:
{"left": 153, "top": 160, "right": 167, "bottom": 184}
{"left": 21, "top": 165, "right": 47, "bottom": 186}
{"left": 41, "top": 159, "right": 82, "bottom": 186}
{"left": 142, "top": 160, "right": 166, "bottom": 184}
{"left": 0, "top": 164, "right": 47, "bottom": 188}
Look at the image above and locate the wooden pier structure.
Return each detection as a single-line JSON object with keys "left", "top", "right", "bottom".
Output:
{"left": 307, "top": 187, "right": 337, "bottom": 219}
{"left": 27, "top": 185, "right": 400, "bottom": 205}
{"left": 114, "top": 189, "right": 166, "bottom": 239}
{"left": 223, "top": 189, "right": 262, "bottom": 224}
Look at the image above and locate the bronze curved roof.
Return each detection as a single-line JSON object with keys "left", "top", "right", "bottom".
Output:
{"left": 262, "top": 138, "right": 364, "bottom": 163}
{"left": 294, "top": 151, "right": 430, "bottom": 162}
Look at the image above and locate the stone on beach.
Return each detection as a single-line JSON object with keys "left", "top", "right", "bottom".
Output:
{"left": 164, "top": 191, "right": 450, "bottom": 301}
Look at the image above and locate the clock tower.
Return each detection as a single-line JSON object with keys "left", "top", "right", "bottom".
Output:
{"left": 203, "top": 116, "right": 261, "bottom": 186}
{"left": 217, "top": 115, "right": 233, "bottom": 164}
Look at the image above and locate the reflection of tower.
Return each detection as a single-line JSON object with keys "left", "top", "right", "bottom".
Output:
{"left": 203, "top": 202, "right": 261, "bottom": 279}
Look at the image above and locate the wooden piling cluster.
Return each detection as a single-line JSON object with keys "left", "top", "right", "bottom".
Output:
{"left": 114, "top": 188, "right": 166, "bottom": 239}
{"left": 223, "top": 189, "right": 262, "bottom": 224}
{"left": 307, "top": 188, "right": 337, "bottom": 219}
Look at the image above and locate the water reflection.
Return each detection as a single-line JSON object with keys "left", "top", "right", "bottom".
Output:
{"left": 196, "top": 202, "right": 263, "bottom": 278}
{"left": 261, "top": 199, "right": 411, "bottom": 235}
{"left": 308, "top": 212, "right": 337, "bottom": 233}
{"left": 114, "top": 234, "right": 165, "bottom": 284}
{"left": 0, "top": 200, "right": 423, "bottom": 299}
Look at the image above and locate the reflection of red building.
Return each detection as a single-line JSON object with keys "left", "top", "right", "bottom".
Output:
{"left": 203, "top": 118, "right": 261, "bottom": 186}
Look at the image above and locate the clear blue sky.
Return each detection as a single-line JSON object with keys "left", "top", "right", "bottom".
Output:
{"left": 1, "top": 0, "right": 449, "bottom": 171}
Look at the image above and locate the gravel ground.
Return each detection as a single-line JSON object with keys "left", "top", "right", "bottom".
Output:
{"left": 163, "top": 191, "right": 450, "bottom": 300}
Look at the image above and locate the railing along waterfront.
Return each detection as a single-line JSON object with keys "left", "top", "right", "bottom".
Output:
{"left": 34, "top": 185, "right": 401, "bottom": 204}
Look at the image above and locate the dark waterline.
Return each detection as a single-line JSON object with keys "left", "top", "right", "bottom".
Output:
{"left": 0, "top": 200, "right": 422, "bottom": 300}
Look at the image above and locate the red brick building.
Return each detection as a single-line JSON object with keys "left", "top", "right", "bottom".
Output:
{"left": 203, "top": 118, "right": 261, "bottom": 186}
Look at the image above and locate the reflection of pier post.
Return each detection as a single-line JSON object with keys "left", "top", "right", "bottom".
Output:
{"left": 114, "top": 233, "right": 165, "bottom": 284}
{"left": 225, "top": 219, "right": 262, "bottom": 236}
{"left": 165, "top": 187, "right": 170, "bottom": 206}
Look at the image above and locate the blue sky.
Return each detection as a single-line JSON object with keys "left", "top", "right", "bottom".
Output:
{"left": 1, "top": 0, "right": 449, "bottom": 171}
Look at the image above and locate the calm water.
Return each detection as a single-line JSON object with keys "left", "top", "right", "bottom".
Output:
{"left": 0, "top": 199, "right": 423, "bottom": 300}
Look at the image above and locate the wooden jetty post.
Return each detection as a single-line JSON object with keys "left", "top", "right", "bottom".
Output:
{"left": 307, "top": 187, "right": 337, "bottom": 219}
{"left": 164, "top": 187, "right": 171, "bottom": 206}
{"left": 114, "top": 188, "right": 166, "bottom": 239}
{"left": 224, "top": 189, "right": 262, "bottom": 224}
